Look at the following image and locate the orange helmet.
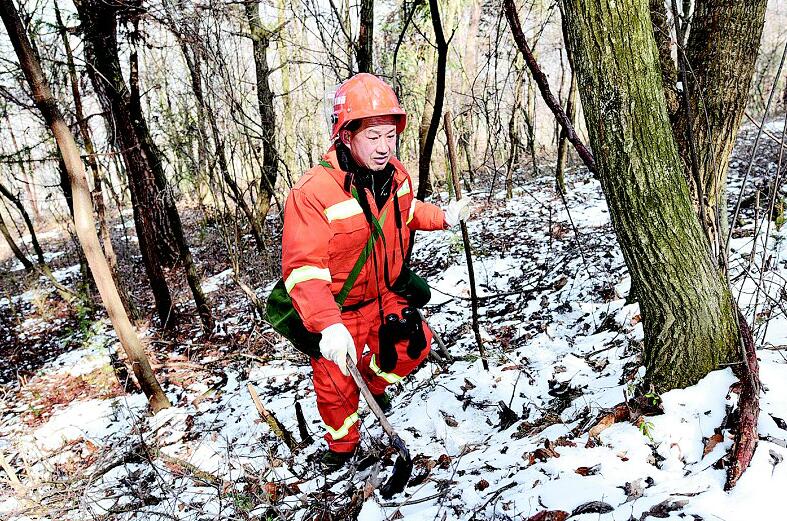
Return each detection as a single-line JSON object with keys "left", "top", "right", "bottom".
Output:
{"left": 331, "top": 73, "right": 407, "bottom": 140}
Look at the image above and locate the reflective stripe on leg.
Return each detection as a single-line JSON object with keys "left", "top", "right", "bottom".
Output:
{"left": 326, "top": 410, "right": 360, "bottom": 440}
{"left": 369, "top": 353, "right": 403, "bottom": 384}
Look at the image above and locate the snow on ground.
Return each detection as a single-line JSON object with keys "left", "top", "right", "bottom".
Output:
{"left": 8, "top": 251, "right": 65, "bottom": 273}
{"left": 1, "top": 151, "right": 787, "bottom": 520}
{"left": 202, "top": 268, "right": 234, "bottom": 294}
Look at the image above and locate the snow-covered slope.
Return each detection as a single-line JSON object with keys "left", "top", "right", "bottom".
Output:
{"left": 1, "top": 155, "right": 786, "bottom": 520}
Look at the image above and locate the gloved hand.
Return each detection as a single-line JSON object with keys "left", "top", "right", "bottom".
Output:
{"left": 444, "top": 196, "right": 472, "bottom": 227}
{"left": 319, "top": 323, "right": 357, "bottom": 376}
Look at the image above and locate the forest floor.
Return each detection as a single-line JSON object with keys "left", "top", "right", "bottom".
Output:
{"left": 1, "top": 120, "right": 787, "bottom": 521}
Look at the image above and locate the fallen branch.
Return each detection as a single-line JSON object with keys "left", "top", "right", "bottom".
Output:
{"left": 725, "top": 311, "right": 760, "bottom": 490}
{"left": 157, "top": 451, "right": 222, "bottom": 487}
{"left": 247, "top": 383, "right": 299, "bottom": 453}
{"left": 0, "top": 449, "right": 23, "bottom": 492}
{"left": 744, "top": 112, "right": 787, "bottom": 151}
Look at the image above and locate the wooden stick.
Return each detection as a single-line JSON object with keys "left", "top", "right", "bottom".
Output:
{"left": 294, "top": 401, "right": 313, "bottom": 445}
{"left": 444, "top": 111, "right": 489, "bottom": 371}
{"left": 725, "top": 310, "right": 760, "bottom": 490}
{"left": 0, "top": 450, "right": 22, "bottom": 491}
{"left": 419, "top": 310, "right": 453, "bottom": 364}
{"left": 247, "top": 383, "right": 299, "bottom": 453}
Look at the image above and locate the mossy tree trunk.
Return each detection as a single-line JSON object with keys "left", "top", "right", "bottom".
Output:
{"left": 561, "top": 0, "right": 741, "bottom": 391}
{"left": 672, "top": 0, "right": 768, "bottom": 261}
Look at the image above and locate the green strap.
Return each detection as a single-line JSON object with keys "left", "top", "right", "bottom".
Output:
{"left": 320, "top": 159, "right": 387, "bottom": 307}
{"left": 336, "top": 205, "right": 387, "bottom": 306}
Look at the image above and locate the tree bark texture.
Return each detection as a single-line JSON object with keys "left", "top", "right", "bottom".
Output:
{"left": 74, "top": 0, "right": 177, "bottom": 326}
{"left": 244, "top": 1, "right": 281, "bottom": 223}
{"left": 0, "top": 0, "right": 170, "bottom": 412}
{"left": 561, "top": 0, "right": 740, "bottom": 391}
{"left": 357, "top": 0, "right": 373, "bottom": 73}
{"left": 649, "top": 0, "right": 679, "bottom": 121}
{"left": 674, "top": 0, "right": 768, "bottom": 258}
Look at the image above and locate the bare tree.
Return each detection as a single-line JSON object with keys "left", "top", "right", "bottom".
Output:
{"left": 0, "top": 0, "right": 170, "bottom": 412}
{"left": 74, "top": 0, "right": 213, "bottom": 331}
{"left": 244, "top": 1, "right": 283, "bottom": 222}
{"left": 416, "top": 0, "right": 449, "bottom": 200}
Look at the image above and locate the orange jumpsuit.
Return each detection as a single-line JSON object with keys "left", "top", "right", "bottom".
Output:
{"left": 281, "top": 147, "right": 447, "bottom": 452}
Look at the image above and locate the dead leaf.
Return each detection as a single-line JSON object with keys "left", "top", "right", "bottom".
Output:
{"left": 703, "top": 433, "right": 724, "bottom": 457}
{"left": 642, "top": 498, "right": 687, "bottom": 518}
{"left": 475, "top": 479, "right": 490, "bottom": 491}
{"left": 575, "top": 464, "right": 600, "bottom": 476}
{"left": 441, "top": 411, "right": 459, "bottom": 427}
{"left": 622, "top": 478, "right": 645, "bottom": 502}
{"left": 263, "top": 482, "right": 279, "bottom": 502}
{"left": 461, "top": 378, "right": 476, "bottom": 392}
{"left": 571, "top": 501, "right": 614, "bottom": 516}
{"left": 437, "top": 454, "right": 451, "bottom": 469}
{"left": 588, "top": 414, "right": 615, "bottom": 438}
{"left": 531, "top": 440, "right": 560, "bottom": 463}
{"left": 527, "top": 511, "right": 569, "bottom": 521}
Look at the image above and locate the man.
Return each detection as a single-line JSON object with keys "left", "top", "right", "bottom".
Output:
{"left": 281, "top": 73, "right": 470, "bottom": 469}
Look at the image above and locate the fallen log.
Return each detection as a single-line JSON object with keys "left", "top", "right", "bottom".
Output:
{"left": 725, "top": 311, "right": 760, "bottom": 490}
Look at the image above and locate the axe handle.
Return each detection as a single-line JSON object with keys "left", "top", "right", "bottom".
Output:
{"left": 346, "top": 355, "right": 398, "bottom": 439}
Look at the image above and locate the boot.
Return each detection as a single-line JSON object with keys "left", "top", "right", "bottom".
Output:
{"left": 320, "top": 449, "right": 353, "bottom": 472}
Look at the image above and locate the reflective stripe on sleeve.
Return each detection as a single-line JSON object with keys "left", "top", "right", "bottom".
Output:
{"left": 369, "top": 354, "right": 403, "bottom": 384}
{"left": 396, "top": 179, "right": 410, "bottom": 197}
{"left": 325, "top": 198, "right": 363, "bottom": 223}
{"left": 325, "top": 410, "right": 360, "bottom": 440}
{"left": 284, "top": 265, "right": 332, "bottom": 293}
{"left": 406, "top": 199, "right": 416, "bottom": 225}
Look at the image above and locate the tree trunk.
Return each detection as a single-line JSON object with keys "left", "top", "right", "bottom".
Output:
{"left": 277, "top": 0, "right": 297, "bottom": 178}
{"left": 357, "top": 0, "right": 373, "bottom": 73}
{"left": 244, "top": 1, "right": 281, "bottom": 223}
{"left": 417, "top": 0, "right": 449, "bottom": 201}
{"left": 74, "top": 0, "right": 178, "bottom": 327}
{"left": 649, "top": 0, "right": 680, "bottom": 121}
{"left": 0, "top": 0, "right": 170, "bottom": 412}
{"left": 674, "top": 0, "right": 768, "bottom": 261}
{"left": 54, "top": 0, "right": 130, "bottom": 312}
{"left": 128, "top": 17, "right": 213, "bottom": 333}
{"left": 561, "top": 0, "right": 740, "bottom": 391}
{"left": 418, "top": 72, "right": 436, "bottom": 197}
{"left": 0, "top": 211, "right": 33, "bottom": 271}
{"left": 505, "top": 73, "right": 524, "bottom": 199}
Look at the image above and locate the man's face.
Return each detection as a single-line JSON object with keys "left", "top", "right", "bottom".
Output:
{"left": 341, "top": 117, "right": 397, "bottom": 171}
